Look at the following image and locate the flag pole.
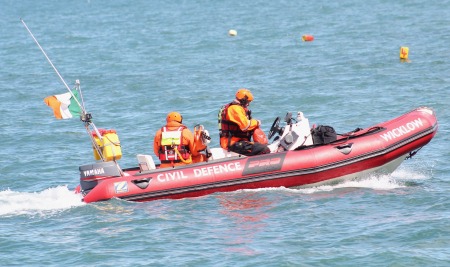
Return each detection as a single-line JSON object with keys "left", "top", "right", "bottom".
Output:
{"left": 21, "top": 19, "right": 110, "bottom": 162}
{"left": 20, "top": 18, "right": 86, "bottom": 114}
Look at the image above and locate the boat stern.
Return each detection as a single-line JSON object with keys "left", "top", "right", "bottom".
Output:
{"left": 78, "top": 161, "right": 122, "bottom": 199}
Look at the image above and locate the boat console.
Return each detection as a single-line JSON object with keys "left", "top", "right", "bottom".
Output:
{"left": 268, "top": 111, "right": 314, "bottom": 153}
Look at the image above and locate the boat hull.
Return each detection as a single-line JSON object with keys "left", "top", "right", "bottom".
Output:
{"left": 78, "top": 107, "right": 438, "bottom": 203}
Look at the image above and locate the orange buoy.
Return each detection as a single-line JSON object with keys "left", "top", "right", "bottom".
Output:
{"left": 400, "top": 46, "right": 409, "bottom": 59}
{"left": 302, "top": 34, "right": 314, "bottom": 42}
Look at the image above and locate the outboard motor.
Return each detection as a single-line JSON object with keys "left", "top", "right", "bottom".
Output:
{"left": 79, "top": 161, "right": 121, "bottom": 194}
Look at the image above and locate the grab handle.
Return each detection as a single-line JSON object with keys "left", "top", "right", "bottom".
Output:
{"left": 336, "top": 143, "right": 353, "bottom": 155}
{"left": 132, "top": 177, "right": 152, "bottom": 189}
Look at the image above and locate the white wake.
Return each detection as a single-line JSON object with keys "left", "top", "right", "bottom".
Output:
{"left": 0, "top": 185, "right": 85, "bottom": 217}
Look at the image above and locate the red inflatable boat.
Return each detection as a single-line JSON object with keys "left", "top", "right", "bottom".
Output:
{"left": 76, "top": 107, "right": 438, "bottom": 203}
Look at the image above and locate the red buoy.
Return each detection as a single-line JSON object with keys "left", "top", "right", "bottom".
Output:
{"left": 302, "top": 34, "right": 314, "bottom": 42}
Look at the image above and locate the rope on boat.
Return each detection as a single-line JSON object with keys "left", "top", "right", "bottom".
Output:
{"left": 406, "top": 147, "right": 423, "bottom": 160}
{"left": 174, "top": 147, "right": 192, "bottom": 164}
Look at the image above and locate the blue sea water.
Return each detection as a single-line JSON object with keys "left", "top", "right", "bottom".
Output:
{"left": 1, "top": 0, "right": 449, "bottom": 266}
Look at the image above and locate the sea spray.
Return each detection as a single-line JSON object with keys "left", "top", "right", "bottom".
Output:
{"left": 0, "top": 185, "right": 84, "bottom": 217}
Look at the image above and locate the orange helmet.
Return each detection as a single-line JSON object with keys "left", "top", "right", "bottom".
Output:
{"left": 166, "top": 111, "right": 183, "bottom": 123}
{"left": 235, "top": 88, "right": 254, "bottom": 103}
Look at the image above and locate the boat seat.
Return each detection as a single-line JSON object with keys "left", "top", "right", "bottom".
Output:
{"left": 209, "top": 148, "right": 240, "bottom": 160}
{"left": 137, "top": 154, "right": 156, "bottom": 171}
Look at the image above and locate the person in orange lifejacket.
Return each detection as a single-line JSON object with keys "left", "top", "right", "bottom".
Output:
{"left": 218, "top": 88, "right": 270, "bottom": 156}
{"left": 154, "top": 111, "right": 209, "bottom": 168}
{"left": 192, "top": 124, "right": 212, "bottom": 163}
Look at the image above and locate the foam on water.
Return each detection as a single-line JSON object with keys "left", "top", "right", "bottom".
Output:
{"left": 0, "top": 165, "right": 430, "bottom": 217}
{"left": 243, "top": 165, "right": 429, "bottom": 196}
{"left": 0, "top": 185, "right": 84, "bottom": 217}
{"left": 299, "top": 176, "right": 405, "bottom": 194}
{"left": 300, "top": 166, "right": 429, "bottom": 194}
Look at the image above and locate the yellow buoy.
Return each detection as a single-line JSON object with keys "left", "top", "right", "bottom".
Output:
{"left": 228, "top": 29, "right": 237, "bottom": 36}
{"left": 400, "top": 46, "right": 409, "bottom": 59}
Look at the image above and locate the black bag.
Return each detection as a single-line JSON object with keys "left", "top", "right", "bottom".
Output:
{"left": 229, "top": 141, "right": 270, "bottom": 156}
{"left": 311, "top": 125, "right": 337, "bottom": 145}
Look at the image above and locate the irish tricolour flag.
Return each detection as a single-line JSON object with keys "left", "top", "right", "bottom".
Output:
{"left": 44, "top": 90, "right": 81, "bottom": 119}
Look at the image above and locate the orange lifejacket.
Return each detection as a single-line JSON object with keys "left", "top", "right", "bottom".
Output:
{"left": 158, "top": 126, "right": 191, "bottom": 164}
{"left": 218, "top": 102, "right": 253, "bottom": 140}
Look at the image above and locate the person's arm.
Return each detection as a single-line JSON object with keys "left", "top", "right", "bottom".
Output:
{"left": 227, "top": 105, "right": 260, "bottom": 132}
{"left": 183, "top": 128, "right": 199, "bottom": 156}
{"left": 153, "top": 129, "right": 162, "bottom": 157}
